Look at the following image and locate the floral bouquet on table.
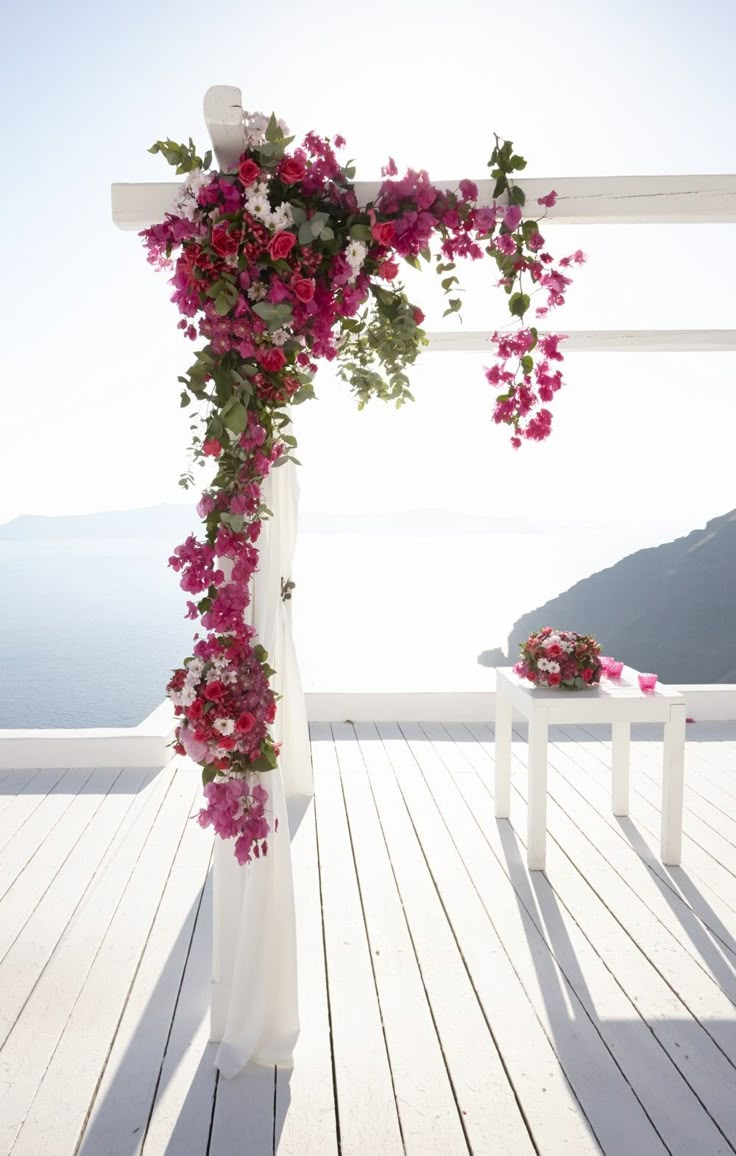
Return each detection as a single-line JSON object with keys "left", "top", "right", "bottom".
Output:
{"left": 514, "top": 627, "right": 603, "bottom": 690}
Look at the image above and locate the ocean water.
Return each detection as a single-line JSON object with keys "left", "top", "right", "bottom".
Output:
{"left": 0, "top": 527, "right": 651, "bottom": 728}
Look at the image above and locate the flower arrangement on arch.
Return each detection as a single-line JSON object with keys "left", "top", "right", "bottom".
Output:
{"left": 514, "top": 628, "right": 603, "bottom": 690}
{"left": 142, "top": 106, "right": 583, "bottom": 863}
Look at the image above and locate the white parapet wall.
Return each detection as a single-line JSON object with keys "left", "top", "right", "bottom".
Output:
{"left": 0, "top": 701, "right": 176, "bottom": 770}
{"left": 0, "top": 687, "right": 734, "bottom": 769}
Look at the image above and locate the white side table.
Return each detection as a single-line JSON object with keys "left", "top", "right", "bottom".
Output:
{"left": 494, "top": 666, "right": 687, "bottom": 870}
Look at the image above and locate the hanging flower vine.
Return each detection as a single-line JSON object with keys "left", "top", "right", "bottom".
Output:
{"left": 143, "top": 109, "right": 583, "bottom": 864}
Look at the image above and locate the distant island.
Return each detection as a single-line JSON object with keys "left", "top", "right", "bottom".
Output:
{"left": 0, "top": 504, "right": 540, "bottom": 540}
{"left": 479, "top": 508, "right": 736, "bottom": 683}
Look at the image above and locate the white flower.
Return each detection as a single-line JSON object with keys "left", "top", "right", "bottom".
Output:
{"left": 214, "top": 718, "right": 236, "bottom": 736}
{"left": 246, "top": 194, "right": 271, "bottom": 223}
{"left": 270, "top": 202, "right": 294, "bottom": 231}
{"left": 243, "top": 110, "right": 270, "bottom": 146}
{"left": 171, "top": 167, "right": 214, "bottom": 221}
{"left": 247, "top": 282, "right": 267, "bottom": 302}
{"left": 271, "top": 329, "right": 289, "bottom": 346}
{"left": 344, "top": 239, "right": 367, "bottom": 283}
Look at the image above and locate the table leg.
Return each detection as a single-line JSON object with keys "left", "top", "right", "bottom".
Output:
{"left": 662, "top": 703, "right": 686, "bottom": 865}
{"left": 494, "top": 685, "right": 513, "bottom": 819}
{"left": 527, "top": 711, "right": 549, "bottom": 870}
{"left": 612, "top": 721, "right": 631, "bottom": 816}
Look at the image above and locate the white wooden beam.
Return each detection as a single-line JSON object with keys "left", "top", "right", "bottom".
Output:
{"left": 203, "top": 85, "right": 247, "bottom": 171}
{"left": 111, "top": 172, "right": 736, "bottom": 231}
{"left": 425, "top": 330, "right": 736, "bottom": 354}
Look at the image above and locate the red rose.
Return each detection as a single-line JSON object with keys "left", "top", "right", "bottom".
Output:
{"left": 413, "top": 307, "right": 425, "bottom": 326}
{"left": 292, "top": 277, "right": 315, "bottom": 303}
{"left": 371, "top": 220, "right": 394, "bottom": 246}
{"left": 203, "top": 438, "right": 222, "bottom": 457}
{"left": 238, "top": 158, "right": 260, "bottom": 186}
{"left": 279, "top": 155, "right": 307, "bottom": 184}
{"left": 268, "top": 231, "right": 297, "bottom": 262}
{"left": 236, "top": 711, "right": 256, "bottom": 734}
{"left": 582, "top": 667, "right": 593, "bottom": 682}
{"left": 378, "top": 259, "right": 399, "bottom": 280}
{"left": 260, "top": 347, "right": 287, "bottom": 373}
{"left": 527, "top": 670, "right": 538, "bottom": 682}
{"left": 548, "top": 672, "right": 562, "bottom": 686}
{"left": 188, "top": 699, "right": 204, "bottom": 720}
{"left": 210, "top": 222, "right": 240, "bottom": 258}
{"left": 204, "top": 681, "right": 226, "bottom": 701}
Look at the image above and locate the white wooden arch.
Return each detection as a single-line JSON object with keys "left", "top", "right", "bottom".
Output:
{"left": 112, "top": 85, "right": 736, "bottom": 353}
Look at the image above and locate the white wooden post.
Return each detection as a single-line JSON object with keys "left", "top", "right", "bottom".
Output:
{"left": 526, "top": 709, "right": 549, "bottom": 871}
{"left": 494, "top": 682, "right": 512, "bottom": 819}
{"left": 611, "top": 721, "right": 631, "bottom": 816}
{"left": 661, "top": 703, "right": 687, "bottom": 865}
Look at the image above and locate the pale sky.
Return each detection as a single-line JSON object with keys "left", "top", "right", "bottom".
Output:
{"left": 1, "top": 0, "right": 734, "bottom": 542}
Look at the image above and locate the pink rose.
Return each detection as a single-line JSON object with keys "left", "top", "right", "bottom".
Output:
{"left": 236, "top": 711, "right": 256, "bottom": 734}
{"left": 210, "top": 223, "right": 240, "bottom": 258}
{"left": 412, "top": 307, "right": 425, "bottom": 326}
{"left": 548, "top": 672, "right": 562, "bottom": 686}
{"left": 377, "top": 259, "right": 399, "bottom": 280}
{"left": 268, "top": 231, "right": 297, "bottom": 262}
{"left": 279, "top": 155, "right": 307, "bottom": 184}
{"left": 260, "top": 347, "right": 287, "bottom": 373}
{"left": 238, "top": 158, "right": 260, "bottom": 186}
{"left": 292, "top": 277, "right": 315, "bottom": 303}
{"left": 202, "top": 438, "right": 222, "bottom": 457}
{"left": 371, "top": 220, "right": 394, "bottom": 246}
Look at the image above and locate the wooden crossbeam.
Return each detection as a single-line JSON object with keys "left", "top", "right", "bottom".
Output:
{"left": 425, "top": 330, "right": 736, "bottom": 354}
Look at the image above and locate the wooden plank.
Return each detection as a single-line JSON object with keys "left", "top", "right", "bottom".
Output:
{"left": 0, "top": 766, "right": 129, "bottom": 963}
{"left": 139, "top": 874, "right": 221, "bottom": 1156}
{"left": 0, "top": 766, "right": 74, "bottom": 856}
{"left": 394, "top": 721, "right": 670, "bottom": 1155}
{"left": 209, "top": 1064, "right": 276, "bottom": 1156}
{"left": 375, "top": 722, "right": 603, "bottom": 1155}
{"left": 432, "top": 723, "right": 736, "bottom": 1153}
{"left": 547, "top": 725, "right": 734, "bottom": 915}
{"left": 331, "top": 723, "right": 469, "bottom": 1155}
{"left": 10, "top": 766, "right": 201, "bottom": 1156}
{"left": 77, "top": 815, "right": 212, "bottom": 1154}
{"left": 0, "top": 767, "right": 45, "bottom": 819}
{"left": 354, "top": 722, "right": 537, "bottom": 1156}
{"left": 426, "top": 330, "right": 736, "bottom": 354}
{"left": 203, "top": 85, "right": 248, "bottom": 171}
{"left": 0, "top": 762, "right": 178, "bottom": 1153}
{"left": 275, "top": 798, "right": 338, "bottom": 1156}
{"left": 0, "top": 766, "right": 158, "bottom": 1049}
{"left": 310, "top": 723, "right": 404, "bottom": 1155}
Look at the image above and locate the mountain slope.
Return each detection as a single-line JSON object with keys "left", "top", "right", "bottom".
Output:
{"left": 484, "top": 509, "right": 736, "bottom": 683}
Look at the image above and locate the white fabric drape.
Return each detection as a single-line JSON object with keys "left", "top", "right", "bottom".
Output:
{"left": 210, "top": 457, "right": 313, "bottom": 1078}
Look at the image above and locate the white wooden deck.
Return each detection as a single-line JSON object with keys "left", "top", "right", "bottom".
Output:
{"left": 1, "top": 721, "right": 736, "bottom": 1155}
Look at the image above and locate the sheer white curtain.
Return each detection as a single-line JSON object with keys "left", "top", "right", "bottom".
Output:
{"left": 210, "top": 456, "right": 313, "bottom": 1078}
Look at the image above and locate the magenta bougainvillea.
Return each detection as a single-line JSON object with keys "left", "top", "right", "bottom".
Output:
{"left": 143, "top": 109, "right": 582, "bottom": 863}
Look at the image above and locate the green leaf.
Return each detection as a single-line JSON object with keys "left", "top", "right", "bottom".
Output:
{"left": 290, "top": 205, "right": 307, "bottom": 226}
{"left": 179, "top": 391, "right": 190, "bottom": 408}
{"left": 223, "top": 400, "right": 248, "bottom": 435}
{"left": 298, "top": 220, "right": 314, "bottom": 246}
{"left": 265, "top": 113, "right": 282, "bottom": 142}
{"left": 420, "top": 246, "right": 432, "bottom": 263}
{"left": 252, "top": 301, "right": 277, "bottom": 321}
{"left": 521, "top": 355, "right": 534, "bottom": 375}
{"left": 509, "top": 185, "right": 526, "bottom": 207}
{"left": 320, "top": 226, "right": 335, "bottom": 241}
{"left": 202, "top": 765, "right": 218, "bottom": 786}
{"left": 203, "top": 149, "right": 212, "bottom": 170}
{"left": 441, "top": 276, "right": 459, "bottom": 291}
{"left": 349, "top": 223, "right": 372, "bottom": 241}
{"left": 509, "top": 292, "right": 531, "bottom": 318}
{"left": 214, "top": 294, "right": 231, "bottom": 316}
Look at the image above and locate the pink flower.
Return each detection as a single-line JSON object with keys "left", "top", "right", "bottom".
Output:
{"left": 203, "top": 438, "right": 222, "bottom": 457}
{"left": 371, "top": 221, "right": 394, "bottom": 246}
{"left": 280, "top": 154, "right": 307, "bottom": 184}
{"left": 196, "top": 494, "right": 215, "bottom": 518}
{"left": 495, "top": 234, "right": 517, "bottom": 256}
{"left": 537, "top": 190, "right": 558, "bottom": 208}
{"left": 238, "top": 158, "right": 260, "bottom": 186}
{"left": 540, "top": 333, "right": 566, "bottom": 361}
{"left": 268, "top": 231, "right": 297, "bottom": 262}
{"left": 378, "top": 259, "right": 399, "bottom": 280}
{"left": 474, "top": 206, "right": 497, "bottom": 234}
{"left": 211, "top": 223, "right": 240, "bottom": 258}
{"left": 292, "top": 277, "right": 315, "bottom": 303}
{"left": 459, "top": 179, "right": 478, "bottom": 202}
{"left": 259, "top": 347, "right": 287, "bottom": 373}
{"left": 236, "top": 711, "right": 256, "bottom": 734}
{"left": 179, "top": 725, "right": 210, "bottom": 764}
{"left": 412, "top": 307, "right": 425, "bottom": 326}
{"left": 503, "top": 204, "right": 523, "bottom": 231}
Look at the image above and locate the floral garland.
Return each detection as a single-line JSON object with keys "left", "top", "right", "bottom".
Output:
{"left": 143, "top": 109, "right": 583, "bottom": 865}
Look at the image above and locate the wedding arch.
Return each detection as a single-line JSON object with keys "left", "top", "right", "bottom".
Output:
{"left": 112, "top": 86, "right": 736, "bottom": 1077}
